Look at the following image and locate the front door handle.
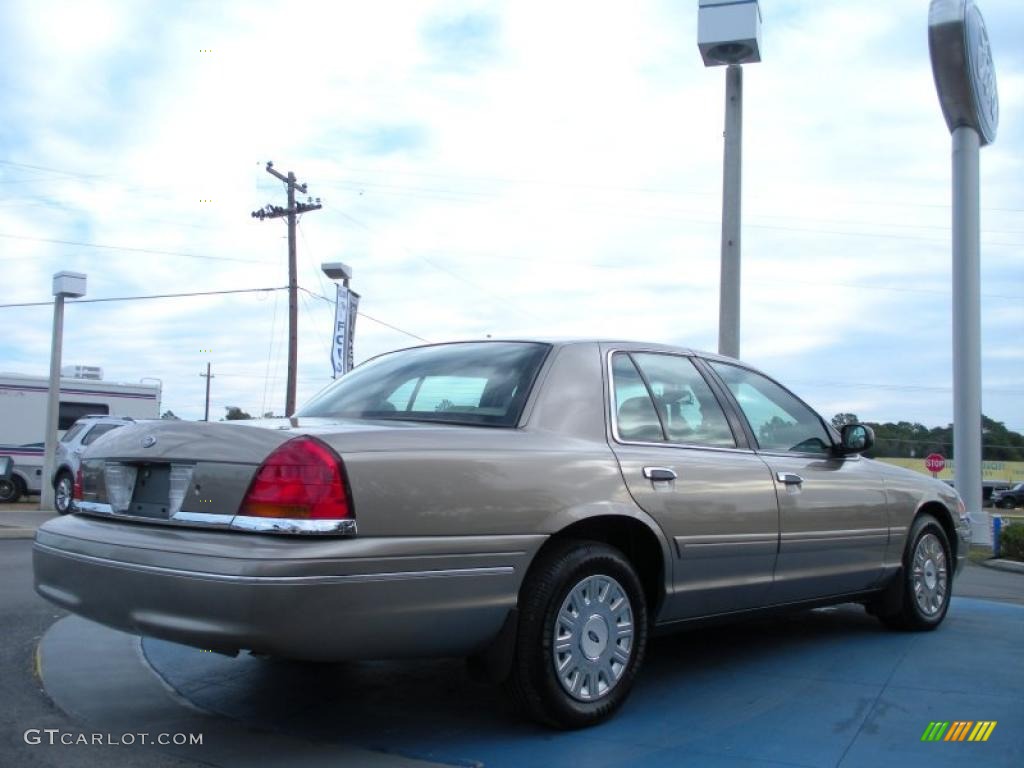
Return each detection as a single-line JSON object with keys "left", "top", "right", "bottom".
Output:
{"left": 643, "top": 467, "right": 677, "bottom": 482}
{"left": 777, "top": 472, "right": 804, "bottom": 485}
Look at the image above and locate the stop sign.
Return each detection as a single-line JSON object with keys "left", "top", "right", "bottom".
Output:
{"left": 925, "top": 453, "right": 946, "bottom": 474}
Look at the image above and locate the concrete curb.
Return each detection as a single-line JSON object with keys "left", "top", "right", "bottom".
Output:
{"left": 979, "top": 557, "right": 1024, "bottom": 574}
{"left": 0, "top": 527, "right": 37, "bottom": 539}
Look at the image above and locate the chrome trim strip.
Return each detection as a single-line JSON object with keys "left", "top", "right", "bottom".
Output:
{"left": 230, "top": 516, "right": 357, "bottom": 536}
{"left": 675, "top": 532, "right": 778, "bottom": 546}
{"left": 34, "top": 543, "right": 514, "bottom": 584}
{"left": 171, "top": 510, "right": 234, "bottom": 528}
{"left": 72, "top": 504, "right": 357, "bottom": 536}
{"left": 780, "top": 528, "right": 890, "bottom": 541}
{"left": 75, "top": 501, "right": 114, "bottom": 515}
{"left": 604, "top": 348, "right": 752, "bottom": 454}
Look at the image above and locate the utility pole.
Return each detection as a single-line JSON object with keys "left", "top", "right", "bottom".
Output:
{"left": 251, "top": 161, "right": 322, "bottom": 416}
{"left": 200, "top": 362, "right": 214, "bottom": 421}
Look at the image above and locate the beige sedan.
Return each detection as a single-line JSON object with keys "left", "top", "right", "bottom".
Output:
{"left": 33, "top": 340, "right": 970, "bottom": 728}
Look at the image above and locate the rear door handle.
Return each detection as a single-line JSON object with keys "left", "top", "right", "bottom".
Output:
{"left": 776, "top": 472, "right": 804, "bottom": 485}
{"left": 643, "top": 467, "right": 677, "bottom": 482}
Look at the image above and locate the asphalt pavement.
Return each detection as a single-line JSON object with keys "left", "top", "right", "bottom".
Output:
{"left": 0, "top": 538, "right": 196, "bottom": 768}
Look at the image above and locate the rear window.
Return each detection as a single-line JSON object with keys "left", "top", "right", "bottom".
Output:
{"left": 297, "top": 342, "right": 551, "bottom": 427}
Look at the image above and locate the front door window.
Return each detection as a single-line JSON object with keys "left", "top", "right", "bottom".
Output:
{"left": 709, "top": 362, "right": 831, "bottom": 455}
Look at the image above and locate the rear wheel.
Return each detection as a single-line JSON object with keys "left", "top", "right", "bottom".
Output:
{"left": 54, "top": 471, "right": 74, "bottom": 514}
{"left": 876, "top": 513, "right": 952, "bottom": 631}
{"left": 999, "top": 497, "right": 1017, "bottom": 510}
{"left": 506, "top": 539, "right": 648, "bottom": 729}
{"left": 0, "top": 476, "right": 22, "bottom": 503}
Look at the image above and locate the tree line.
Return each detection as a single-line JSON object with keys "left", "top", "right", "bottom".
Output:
{"left": 831, "top": 413, "right": 1024, "bottom": 462}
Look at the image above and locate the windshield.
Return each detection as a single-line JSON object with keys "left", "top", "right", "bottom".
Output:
{"left": 297, "top": 342, "right": 551, "bottom": 427}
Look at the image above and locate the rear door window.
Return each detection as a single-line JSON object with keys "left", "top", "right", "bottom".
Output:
{"left": 630, "top": 353, "right": 736, "bottom": 448}
{"left": 82, "top": 423, "right": 122, "bottom": 445}
{"left": 60, "top": 422, "right": 88, "bottom": 443}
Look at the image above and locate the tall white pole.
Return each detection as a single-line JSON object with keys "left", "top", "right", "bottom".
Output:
{"left": 952, "top": 125, "right": 987, "bottom": 543}
{"left": 718, "top": 63, "right": 743, "bottom": 359}
{"left": 40, "top": 295, "right": 65, "bottom": 510}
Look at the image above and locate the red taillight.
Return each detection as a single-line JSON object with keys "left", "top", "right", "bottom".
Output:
{"left": 239, "top": 436, "right": 351, "bottom": 520}
{"left": 73, "top": 466, "right": 84, "bottom": 501}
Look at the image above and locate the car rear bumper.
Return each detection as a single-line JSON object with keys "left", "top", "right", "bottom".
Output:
{"left": 33, "top": 515, "right": 542, "bottom": 661}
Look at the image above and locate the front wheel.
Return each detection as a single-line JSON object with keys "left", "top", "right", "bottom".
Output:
{"left": 506, "top": 540, "right": 648, "bottom": 729}
{"left": 876, "top": 513, "right": 952, "bottom": 631}
{"left": 999, "top": 497, "right": 1017, "bottom": 510}
{"left": 54, "top": 471, "right": 74, "bottom": 514}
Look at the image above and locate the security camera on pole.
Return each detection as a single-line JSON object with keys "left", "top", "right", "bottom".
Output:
{"left": 698, "top": 0, "right": 762, "bottom": 360}
{"left": 928, "top": 0, "right": 999, "bottom": 545}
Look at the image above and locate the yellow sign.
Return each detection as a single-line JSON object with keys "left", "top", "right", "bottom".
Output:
{"left": 879, "top": 458, "right": 1024, "bottom": 484}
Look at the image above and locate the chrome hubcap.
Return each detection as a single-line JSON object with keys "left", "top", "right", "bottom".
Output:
{"left": 56, "top": 477, "right": 71, "bottom": 509}
{"left": 912, "top": 532, "right": 948, "bottom": 616}
{"left": 553, "top": 574, "right": 634, "bottom": 702}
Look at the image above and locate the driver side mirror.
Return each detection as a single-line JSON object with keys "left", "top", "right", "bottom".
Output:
{"left": 838, "top": 423, "right": 874, "bottom": 455}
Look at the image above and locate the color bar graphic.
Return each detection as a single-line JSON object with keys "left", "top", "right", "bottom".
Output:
{"left": 922, "top": 721, "right": 996, "bottom": 742}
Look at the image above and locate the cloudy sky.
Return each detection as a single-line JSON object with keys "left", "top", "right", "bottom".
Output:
{"left": 1, "top": 0, "right": 1021, "bottom": 435}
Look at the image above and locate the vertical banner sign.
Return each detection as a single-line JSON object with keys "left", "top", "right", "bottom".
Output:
{"left": 330, "top": 284, "right": 360, "bottom": 377}
{"left": 346, "top": 290, "right": 360, "bottom": 375}
{"left": 331, "top": 285, "right": 353, "bottom": 378}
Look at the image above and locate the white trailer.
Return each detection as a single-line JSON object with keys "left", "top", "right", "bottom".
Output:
{"left": 0, "top": 372, "right": 161, "bottom": 502}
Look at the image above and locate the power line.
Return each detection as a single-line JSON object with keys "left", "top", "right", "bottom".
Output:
{"left": 300, "top": 287, "right": 429, "bottom": 342}
{"left": 0, "top": 286, "right": 287, "bottom": 309}
{"left": 790, "top": 379, "right": 1020, "bottom": 394}
{"left": 0, "top": 233, "right": 271, "bottom": 264}
{"left": 316, "top": 165, "right": 1024, "bottom": 214}
{"left": 324, "top": 203, "right": 543, "bottom": 324}
{"left": 321, "top": 179, "right": 1024, "bottom": 246}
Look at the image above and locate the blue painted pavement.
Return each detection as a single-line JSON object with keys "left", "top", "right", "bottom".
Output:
{"left": 144, "top": 598, "right": 1024, "bottom": 767}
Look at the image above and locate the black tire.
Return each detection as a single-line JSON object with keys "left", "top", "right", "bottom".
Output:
{"left": 999, "top": 497, "right": 1017, "bottom": 510}
{"left": 54, "top": 470, "right": 74, "bottom": 514}
{"left": 505, "top": 539, "right": 648, "bottom": 729}
{"left": 0, "top": 475, "right": 24, "bottom": 504}
{"left": 876, "top": 514, "right": 953, "bottom": 631}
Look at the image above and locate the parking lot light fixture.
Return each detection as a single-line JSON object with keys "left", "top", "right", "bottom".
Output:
{"left": 41, "top": 271, "right": 87, "bottom": 511}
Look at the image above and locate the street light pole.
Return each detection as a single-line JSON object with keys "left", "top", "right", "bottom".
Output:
{"left": 41, "top": 271, "right": 86, "bottom": 511}
{"left": 698, "top": 0, "right": 762, "bottom": 360}
{"left": 719, "top": 63, "right": 743, "bottom": 359}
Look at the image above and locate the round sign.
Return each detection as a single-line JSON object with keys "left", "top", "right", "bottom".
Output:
{"left": 928, "top": 0, "right": 1000, "bottom": 146}
{"left": 965, "top": 2, "right": 999, "bottom": 143}
{"left": 925, "top": 453, "right": 946, "bottom": 474}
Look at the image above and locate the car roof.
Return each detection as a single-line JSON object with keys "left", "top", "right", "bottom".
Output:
{"left": 373, "top": 338, "right": 740, "bottom": 365}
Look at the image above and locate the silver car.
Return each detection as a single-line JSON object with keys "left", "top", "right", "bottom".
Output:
{"left": 33, "top": 340, "right": 971, "bottom": 728}
{"left": 52, "top": 415, "right": 137, "bottom": 514}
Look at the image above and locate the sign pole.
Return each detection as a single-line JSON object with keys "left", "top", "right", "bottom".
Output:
{"left": 951, "top": 125, "right": 985, "bottom": 543}
{"left": 928, "top": 0, "right": 999, "bottom": 545}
